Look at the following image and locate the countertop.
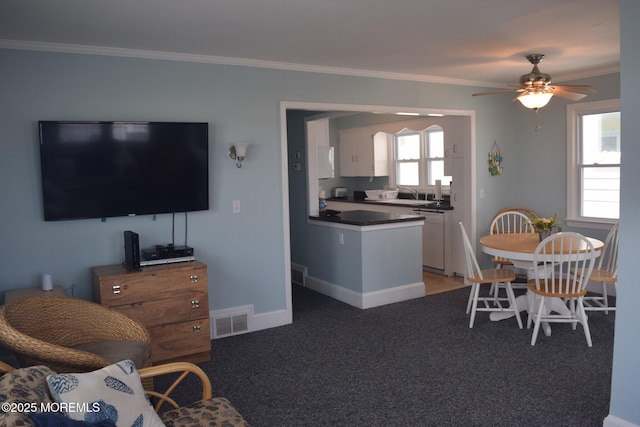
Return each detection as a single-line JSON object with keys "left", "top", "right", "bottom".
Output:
{"left": 309, "top": 209, "right": 424, "bottom": 226}
{"left": 328, "top": 197, "right": 454, "bottom": 211}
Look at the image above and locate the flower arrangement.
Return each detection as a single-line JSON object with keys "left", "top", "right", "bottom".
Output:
{"left": 528, "top": 215, "right": 562, "bottom": 233}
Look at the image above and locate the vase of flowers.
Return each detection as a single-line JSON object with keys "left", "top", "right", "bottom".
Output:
{"left": 528, "top": 215, "right": 562, "bottom": 241}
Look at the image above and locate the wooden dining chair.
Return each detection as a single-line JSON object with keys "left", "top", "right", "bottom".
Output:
{"left": 527, "top": 232, "right": 597, "bottom": 346}
{"left": 489, "top": 209, "right": 536, "bottom": 299}
{"left": 583, "top": 221, "right": 619, "bottom": 314}
{"left": 490, "top": 209, "right": 537, "bottom": 266}
{"left": 459, "top": 222, "right": 523, "bottom": 329}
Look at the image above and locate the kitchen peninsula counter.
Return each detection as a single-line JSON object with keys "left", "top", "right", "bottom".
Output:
{"left": 326, "top": 197, "right": 454, "bottom": 212}
{"left": 305, "top": 210, "right": 424, "bottom": 309}
{"left": 309, "top": 209, "right": 423, "bottom": 227}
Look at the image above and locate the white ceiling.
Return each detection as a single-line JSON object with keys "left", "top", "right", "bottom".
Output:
{"left": 0, "top": 0, "right": 620, "bottom": 88}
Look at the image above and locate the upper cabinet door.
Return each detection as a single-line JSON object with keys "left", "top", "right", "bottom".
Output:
{"left": 338, "top": 127, "right": 388, "bottom": 177}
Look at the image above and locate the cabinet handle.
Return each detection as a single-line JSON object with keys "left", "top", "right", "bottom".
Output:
{"left": 190, "top": 275, "right": 198, "bottom": 283}
{"left": 111, "top": 285, "right": 121, "bottom": 294}
{"left": 192, "top": 325, "right": 201, "bottom": 334}
{"left": 191, "top": 300, "right": 200, "bottom": 308}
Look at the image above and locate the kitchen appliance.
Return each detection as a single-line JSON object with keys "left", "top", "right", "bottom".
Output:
{"left": 413, "top": 210, "right": 444, "bottom": 271}
{"left": 332, "top": 187, "right": 348, "bottom": 198}
{"left": 318, "top": 146, "right": 335, "bottom": 179}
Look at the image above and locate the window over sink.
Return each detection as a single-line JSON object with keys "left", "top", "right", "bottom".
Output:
{"left": 392, "top": 125, "right": 450, "bottom": 189}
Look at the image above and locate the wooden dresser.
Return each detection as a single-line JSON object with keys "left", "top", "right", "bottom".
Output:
{"left": 92, "top": 261, "right": 211, "bottom": 364}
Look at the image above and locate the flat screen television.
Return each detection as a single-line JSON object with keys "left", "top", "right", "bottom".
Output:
{"left": 39, "top": 121, "right": 209, "bottom": 221}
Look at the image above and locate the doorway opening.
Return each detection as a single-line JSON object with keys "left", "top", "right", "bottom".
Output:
{"left": 281, "top": 102, "right": 476, "bottom": 316}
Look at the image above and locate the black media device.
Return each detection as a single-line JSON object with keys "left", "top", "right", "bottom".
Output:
{"left": 142, "top": 244, "right": 194, "bottom": 261}
{"left": 123, "top": 230, "right": 141, "bottom": 271}
{"left": 38, "top": 121, "right": 209, "bottom": 221}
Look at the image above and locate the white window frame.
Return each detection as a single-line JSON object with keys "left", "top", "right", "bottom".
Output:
{"left": 566, "top": 98, "right": 620, "bottom": 229}
{"left": 393, "top": 129, "right": 423, "bottom": 187}
{"left": 390, "top": 125, "right": 446, "bottom": 191}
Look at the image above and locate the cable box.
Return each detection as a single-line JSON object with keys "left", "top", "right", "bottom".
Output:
{"left": 140, "top": 255, "right": 195, "bottom": 267}
{"left": 142, "top": 244, "right": 194, "bottom": 261}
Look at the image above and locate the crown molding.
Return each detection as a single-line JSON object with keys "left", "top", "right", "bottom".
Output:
{"left": 554, "top": 65, "right": 621, "bottom": 83}
{"left": 0, "top": 39, "right": 500, "bottom": 87}
{"left": 0, "top": 39, "right": 619, "bottom": 88}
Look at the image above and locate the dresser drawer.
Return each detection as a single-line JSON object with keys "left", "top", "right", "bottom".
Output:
{"left": 148, "top": 320, "right": 211, "bottom": 362}
{"left": 93, "top": 263, "right": 206, "bottom": 306}
{"left": 112, "top": 292, "right": 209, "bottom": 328}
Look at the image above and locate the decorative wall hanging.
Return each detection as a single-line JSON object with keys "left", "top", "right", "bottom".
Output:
{"left": 488, "top": 141, "right": 503, "bottom": 176}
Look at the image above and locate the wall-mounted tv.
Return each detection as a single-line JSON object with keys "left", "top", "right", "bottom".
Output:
{"left": 39, "top": 121, "right": 209, "bottom": 221}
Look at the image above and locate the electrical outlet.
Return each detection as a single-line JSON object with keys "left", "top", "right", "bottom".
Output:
{"left": 479, "top": 188, "right": 485, "bottom": 199}
{"left": 338, "top": 233, "right": 344, "bottom": 245}
{"left": 233, "top": 200, "right": 240, "bottom": 213}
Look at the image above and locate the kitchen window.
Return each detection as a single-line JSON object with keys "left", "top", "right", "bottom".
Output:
{"left": 567, "top": 99, "right": 620, "bottom": 225}
{"left": 393, "top": 125, "right": 448, "bottom": 188}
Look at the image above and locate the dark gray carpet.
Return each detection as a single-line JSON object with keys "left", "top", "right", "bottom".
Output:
{"left": 159, "top": 285, "right": 615, "bottom": 426}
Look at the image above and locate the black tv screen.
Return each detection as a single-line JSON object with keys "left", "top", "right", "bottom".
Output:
{"left": 39, "top": 121, "right": 209, "bottom": 221}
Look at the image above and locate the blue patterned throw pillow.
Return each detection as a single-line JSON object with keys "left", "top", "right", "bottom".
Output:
{"left": 46, "top": 360, "right": 164, "bottom": 427}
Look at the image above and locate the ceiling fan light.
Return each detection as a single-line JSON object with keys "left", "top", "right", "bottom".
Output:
{"left": 518, "top": 92, "right": 553, "bottom": 109}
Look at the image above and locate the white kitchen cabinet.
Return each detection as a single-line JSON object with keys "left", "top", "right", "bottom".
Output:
{"left": 338, "top": 128, "right": 388, "bottom": 177}
{"left": 443, "top": 116, "right": 468, "bottom": 176}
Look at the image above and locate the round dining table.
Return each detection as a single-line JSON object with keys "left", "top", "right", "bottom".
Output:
{"left": 479, "top": 232, "right": 604, "bottom": 322}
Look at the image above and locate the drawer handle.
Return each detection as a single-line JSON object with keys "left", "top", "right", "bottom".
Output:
{"left": 111, "top": 285, "right": 121, "bottom": 294}
{"left": 192, "top": 325, "right": 201, "bottom": 334}
{"left": 190, "top": 275, "right": 198, "bottom": 283}
{"left": 191, "top": 300, "right": 200, "bottom": 308}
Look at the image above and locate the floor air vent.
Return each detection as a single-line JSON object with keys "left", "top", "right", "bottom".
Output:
{"left": 213, "top": 313, "right": 249, "bottom": 338}
{"left": 291, "top": 263, "right": 307, "bottom": 286}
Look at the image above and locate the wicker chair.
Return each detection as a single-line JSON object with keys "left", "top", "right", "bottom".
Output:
{"left": 0, "top": 360, "right": 250, "bottom": 426}
{"left": 0, "top": 295, "right": 151, "bottom": 374}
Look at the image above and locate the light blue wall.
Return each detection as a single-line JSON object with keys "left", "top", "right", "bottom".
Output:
{"left": 609, "top": 1, "right": 640, "bottom": 424}
{"left": 0, "top": 48, "right": 510, "bottom": 313}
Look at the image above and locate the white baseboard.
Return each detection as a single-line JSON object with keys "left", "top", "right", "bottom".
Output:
{"left": 305, "top": 275, "right": 425, "bottom": 309}
{"left": 604, "top": 415, "right": 640, "bottom": 427}
{"left": 361, "top": 281, "right": 425, "bottom": 309}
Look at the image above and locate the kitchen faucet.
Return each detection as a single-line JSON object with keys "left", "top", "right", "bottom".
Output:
{"left": 396, "top": 186, "right": 419, "bottom": 200}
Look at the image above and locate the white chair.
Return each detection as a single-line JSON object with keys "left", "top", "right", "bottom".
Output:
{"left": 489, "top": 210, "right": 536, "bottom": 298}
{"left": 459, "top": 222, "right": 522, "bottom": 329}
{"left": 490, "top": 209, "right": 537, "bottom": 236}
{"left": 583, "top": 221, "right": 619, "bottom": 314}
{"left": 527, "top": 232, "right": 597, "bottom": 346}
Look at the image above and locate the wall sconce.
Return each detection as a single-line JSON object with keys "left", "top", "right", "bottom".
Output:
{"left": 229, "top": 143, "right": 249, "bottom": 168}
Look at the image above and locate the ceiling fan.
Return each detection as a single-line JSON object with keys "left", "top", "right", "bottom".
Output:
{"left": 473, "top": 54, "right": 597, "bottom": 111}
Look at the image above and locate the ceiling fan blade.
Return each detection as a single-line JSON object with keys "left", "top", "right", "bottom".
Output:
{"left": 551, "top": 87, "right": 587, "bottom": 101}
{"left": 472, "top": 88, "right": 523, "bottom": 97}
{"left": 552, "top": 84, "right": 597, "bottom": 93}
